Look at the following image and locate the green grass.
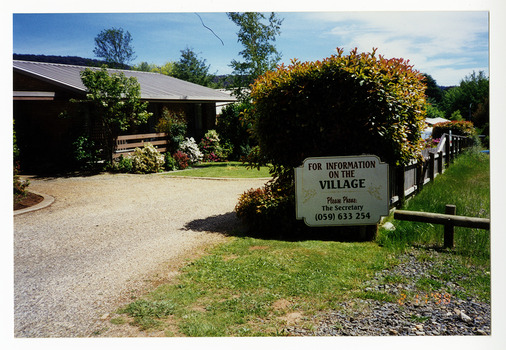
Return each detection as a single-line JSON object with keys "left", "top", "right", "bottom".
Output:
{"left": 164, "top": 161, "right": 271, "bottom": 178}
{"left": 377, "top": 148, "right": 490, "bottom": 264}
{"left": 115, "top": 238, "right": 398, "bottom": 336}
{"left": 112, "top": 148, "right": 490, "bottom": 336}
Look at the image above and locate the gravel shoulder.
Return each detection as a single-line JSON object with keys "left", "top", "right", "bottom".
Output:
{"left": 14, "top": 173, "right": 267, "bottom": 337}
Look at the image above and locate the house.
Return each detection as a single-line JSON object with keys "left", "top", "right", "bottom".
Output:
{"left": 13, "top": 60, "right": 236, "bottom": 172}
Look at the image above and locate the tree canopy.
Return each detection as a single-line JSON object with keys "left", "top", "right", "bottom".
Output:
{"left": 93, "top": 27, "right": 136, "bottom": 68}
{"left": 79, "top": 67, "right": 151, "bottom": 161}
{"left": 172, "top": 48, "right": 215, "bottom": 87}
{"left": 227, "top": 12, "right": 283, "bottom": 99}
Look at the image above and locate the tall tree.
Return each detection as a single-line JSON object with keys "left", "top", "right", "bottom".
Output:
{"left": 423, "top": 73, "right": 444, "bottom": 105}
{"left": 172, "top": 48, "right": 214, "bottom": 87}
{"left": 93, "top": 27, "right": 136, "bottom": 68}
{"left": 227, "top": 12, "right": 283, "bottom": 99}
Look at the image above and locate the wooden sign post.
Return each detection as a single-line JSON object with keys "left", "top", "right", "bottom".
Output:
{"left": 295, "top": 155, "right": 389, "bottom": 227}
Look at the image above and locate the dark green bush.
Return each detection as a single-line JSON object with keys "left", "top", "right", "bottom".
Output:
{"left": 110, "top": 155, "right": 133, "bottom": 173}
{"left": 72, "top": 135, "right": 101, "bottom": 171}
{"left": 216, "top": 101, "right": 255, "bottom": 160}
{"left": 155, "top": 108, "right": 187, "bottom": 154}
{"left": 164, "top": 153, "right": 178, "bottom": 171}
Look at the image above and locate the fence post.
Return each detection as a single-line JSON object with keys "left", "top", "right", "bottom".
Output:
{"left": 445, "top": 134, "right": 451, "bottom": 167}
{"left": 437, "top": 151, "right": 443, "bottom": 174}
{"left": 444, "top": 204, "right": 457, "bottom": 249}
{"left": 396, "top": 166, "right": 405, "bottom": 207}
{"left": 429, "top": 152, "right": 435, "bottom": 182}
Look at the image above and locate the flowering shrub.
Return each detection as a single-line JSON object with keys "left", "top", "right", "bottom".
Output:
{"left": 432, "top": 120, "right": 475, "bottom": 139}
{"left": 173, "top": 151, "right": 190, "bottom": 170}
{"left": 199, "top": 130, "right": 230, "bottom": 162}
{"left": 179, "top": 137, "right": 203, "bottom": 164}
{"left": 235, "top": 181, "right": 296, "bottom": 234}
{"left": 131, "top": 143, "right": 165, "bottom": 173}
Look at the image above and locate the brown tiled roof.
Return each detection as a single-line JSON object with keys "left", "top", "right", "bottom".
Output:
{"left": 13, "top": 60, "right": 236, "bottom": 103}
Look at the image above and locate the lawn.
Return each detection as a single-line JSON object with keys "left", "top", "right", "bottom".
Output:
{"left": 109, "top": 149, "right": 490, "bottom": 336}
{"left": 164, "top": 161, "right": 271, "bottom": 178}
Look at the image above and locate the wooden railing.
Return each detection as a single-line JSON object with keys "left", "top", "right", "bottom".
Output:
{"left": 113, "top": 132, "right": 168, "bottom": 159}
{"left": 389, "top": 133, "right": 472, "bottom": 207}
{"left": 394, "top": 204, "right": 490, "bottom": 248}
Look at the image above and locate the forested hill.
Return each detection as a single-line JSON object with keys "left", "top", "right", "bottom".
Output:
{"left": 13, "top": 54, "right": 112, "bottom": 67}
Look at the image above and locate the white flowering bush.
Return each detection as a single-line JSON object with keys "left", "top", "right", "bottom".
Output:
{"left": 179, "top": 137, "right": 203, "bottom": 164}
{"left": 131, "top": 143, "right": 165, "bottom": 173}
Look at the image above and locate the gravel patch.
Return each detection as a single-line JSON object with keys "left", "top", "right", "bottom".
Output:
{"left": 14, "top": 173, "right": 267, "bottom": 337}
{"left": 286, "top": 250, "right": 491, "bottom": 336}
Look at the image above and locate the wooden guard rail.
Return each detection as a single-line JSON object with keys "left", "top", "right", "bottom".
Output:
{"left": 394, "top": 204, "right": 490, "bottom": 249}
{"left": 113, "top": 132, "right": 168, "bottom": 159}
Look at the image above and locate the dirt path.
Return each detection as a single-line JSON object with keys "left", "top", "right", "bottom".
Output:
{"left": 14, "top": 173, "right": 267, "bottom": 337}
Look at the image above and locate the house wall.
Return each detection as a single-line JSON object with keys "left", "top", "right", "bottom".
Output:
{"left": 14, "top": 72, "right": 218, "bottom": 173}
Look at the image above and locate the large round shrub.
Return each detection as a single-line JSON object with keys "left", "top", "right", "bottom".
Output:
{"left": 237, "top": 48, "right": 427, "bottom": 235}
{"left": 249, "top": 48, "right": 427, "bottom": 170}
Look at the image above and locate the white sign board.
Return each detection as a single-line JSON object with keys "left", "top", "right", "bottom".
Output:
{"left": 295, "top": 155, "right": 389, "bottom": 226}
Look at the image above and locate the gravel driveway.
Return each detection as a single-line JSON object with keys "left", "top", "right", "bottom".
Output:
{"left": 14, "top": 173, "right": 267, "bottom": 337}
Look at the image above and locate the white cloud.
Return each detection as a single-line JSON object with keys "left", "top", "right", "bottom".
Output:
{"left": 306, "top": 11, "right": 489, "bottom": 85}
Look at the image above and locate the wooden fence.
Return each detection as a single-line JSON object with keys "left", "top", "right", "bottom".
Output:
{"left": 113, "top": 132, "right": 168, "bottom": 159}
{"left": 389, "top": 133, "right": 472, "bottom": 208}
{"left": 394, "top": 204, "right": 490, "bottom": 248}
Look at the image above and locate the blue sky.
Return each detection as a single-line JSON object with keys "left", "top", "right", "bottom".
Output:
{"left": 12, "top": 10, "right": 489, "bottom": 86}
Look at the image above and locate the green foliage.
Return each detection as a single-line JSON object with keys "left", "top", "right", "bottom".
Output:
{"left": 450, "top": 110, "right": 463, "bottom": 121}
{"left": 227, "top": 12, "right": 283, "bottom": 99}
{"left": 172, "top": 47, "right": 215, "bottom": 87}
{"left": 72, "top": 135, "right": 101, "bottom": 171}
{"left": 109, "top": 155, "right": 133, "bottom": 173}
{"left": 422, "top": 73, "right": 444, "bottom": 105}
{"left": 199, "top": 130, "right": 230, "bottom": 162}
{"left": 249, "top": 48, "right": 427, "bottom": 171}
{"left": 432, "top": 120, "right": 476, "bottom": 139}
{"left": 216, "top": 101, "right": 255, "bottom": 160}
{"left": 164, "top": 153, "right": 178, "bottom": 171}
{"left": 79, "top": 67, "right": 151, "bottom": 162}
{"left": 131, "top": 143, "right": 165, "bottom": 173}
{"left": 237, "top": 48, "right": 427, "bottom": 235}
{"left": 133, "top": 61, "right": 175, "bottom": 75}
{"left": 93, "top": 27, "right": 136, "bottom": 68}
{"left": 425, "top": 103, "right": 445, "bottom": 119}
{"left": 439, "top": 71, "right": 489, "bottom": 128}
{"left": 155, "top": 108, "right": 187, "bottom": 154}
{"left": 173, "top": 151, "right": 189, "bottom": 170}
